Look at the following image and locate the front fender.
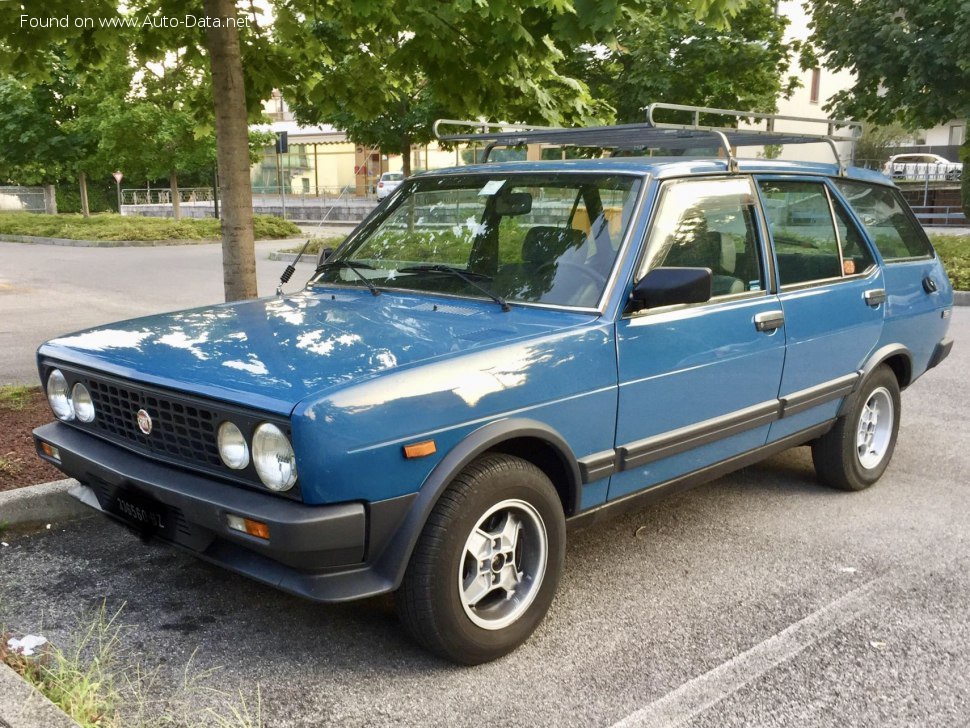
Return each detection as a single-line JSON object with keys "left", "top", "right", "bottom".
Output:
{"left": 369, "top": 417, "right": 581, "bottom": 592}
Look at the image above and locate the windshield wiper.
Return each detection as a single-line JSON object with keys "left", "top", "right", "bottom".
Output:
{"left": 315, "top": 259, "right": 380, "bottom": 296}
{"left": 399, "top": 264, "right": 511, "bottom": 312}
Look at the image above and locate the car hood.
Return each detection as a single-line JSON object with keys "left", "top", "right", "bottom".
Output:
{"left": 38, "top": 288, "right": 596, "bottom": 415}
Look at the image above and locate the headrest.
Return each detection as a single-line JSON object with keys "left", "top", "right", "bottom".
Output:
{"left": 707, "top": 230, "right": 738, "bottom": 274}
{"left": 522, "top": 226, "right": 586, "bottom": 263}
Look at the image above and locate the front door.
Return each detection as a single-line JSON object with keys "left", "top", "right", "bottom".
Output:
{"left": 610, "top": 176, "right": 786, "bottom": 501}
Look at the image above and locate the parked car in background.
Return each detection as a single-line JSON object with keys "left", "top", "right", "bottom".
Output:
{"left": 34, "top": 109, "right": 954, "bottom": 665}
{"left": 376, "top": 171, "right": 405, "bottom": 200}
{"left": 882, "top": 153, "right": 962, "bottom": 182}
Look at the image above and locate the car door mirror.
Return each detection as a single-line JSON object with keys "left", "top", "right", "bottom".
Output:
{"left": 318, "top": 247, "right": 335, "bottom": 266}
{"left": 631, "top": 267, "right": 712, "bottom": 309}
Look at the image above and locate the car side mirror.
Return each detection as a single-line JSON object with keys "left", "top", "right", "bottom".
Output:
{"left": 630, "top": 267, "right": 712, "bottom": 310}
{"left": 318, "top": 247, "right": 335, "bottom": 266}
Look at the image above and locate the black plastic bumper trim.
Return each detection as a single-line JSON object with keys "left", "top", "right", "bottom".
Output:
{"left": 33, "top": 422, "right": 419, "bottom": 602}
{"left": 927, "top": 336, "right": 953, "bottom": 370}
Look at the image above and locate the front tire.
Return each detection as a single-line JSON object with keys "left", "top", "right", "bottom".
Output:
{"left": 811, "top": 365, "right": 901, "bottom": 491}
{"left": 396, "top": 454, "right": 566, "bottom": 664}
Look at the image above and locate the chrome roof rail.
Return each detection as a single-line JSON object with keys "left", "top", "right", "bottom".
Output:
{"left": 433, "top": 104, "right": 863, "bottom": 174}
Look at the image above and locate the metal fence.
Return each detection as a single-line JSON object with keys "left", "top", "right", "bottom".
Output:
{"left": 121, "top": 188, "right": 214, "bottom": 205}
{"left": 0, "top": 185, "right": 56, "bottom": 213}
{"left": 911, "top": 205, "right": 968, "bottom": 228}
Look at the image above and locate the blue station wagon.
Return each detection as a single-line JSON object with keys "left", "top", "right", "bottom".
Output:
{"left": 34, "top": 106, "right": 954, "bottom": 664}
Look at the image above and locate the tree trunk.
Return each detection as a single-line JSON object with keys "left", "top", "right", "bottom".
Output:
{"left": 170, "top": 169, "right": 181, "bottom": 221}
{"left": 203, "top": 0, "right": 257, "bottom": 301}
{"left": 78, "top": 171, "right": 90, "bottom": 217}
{"left": 400, "top": 136, "right": 412, "bottom": 176}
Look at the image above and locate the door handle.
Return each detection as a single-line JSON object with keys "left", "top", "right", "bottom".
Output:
{"left": 923, "top": 276, "right": 938, "bottom": 294}
{"left": 864, "top": 288, "right": 887, "bottom": 307}
{"left": 754, "top": 310, "right": 785, "bottom": 332}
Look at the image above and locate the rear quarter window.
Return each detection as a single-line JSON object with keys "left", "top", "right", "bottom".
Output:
{"left": 833, "top": 180, "right": 933, "bottom": 261}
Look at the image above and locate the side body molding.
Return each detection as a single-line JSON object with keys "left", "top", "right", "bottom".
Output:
{"left": 371, "top": 418, "right": 582, "bottom": 591}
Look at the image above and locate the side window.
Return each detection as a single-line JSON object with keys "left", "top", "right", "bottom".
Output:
{"left": 639, "top": 177, "right": 765, "bottom": 298}
{"left": 831, "top": 198, "right": 875, "bottom": 276}
{"left": 833, "top": 180, "right": 933, "bottom": 260}
{"left": 758, "top": 180, "right": 842, "bottom": 286}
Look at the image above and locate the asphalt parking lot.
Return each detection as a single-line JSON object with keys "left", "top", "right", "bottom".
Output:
{"left": 1, "top": 307, "right": 966, "bottom": 726}
{"left": 0, "top": 235, "right": 337, "bottom": 385}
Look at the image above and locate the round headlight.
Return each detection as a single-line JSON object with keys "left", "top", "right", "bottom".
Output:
{"left": 71, "top": 382, "right": 95, "bottom": 423}
{"left": 218, "top": 421, "right": 250, "bottom": 470}
{"left": 46, "top": 369, "right": 74, "bottom": 421}
{"left": 252, "top": 423, "right": 298, "bottom": 491}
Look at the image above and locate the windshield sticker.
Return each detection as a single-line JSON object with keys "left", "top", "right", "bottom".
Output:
{"left": 478, "top": 180, "right": 506, "bottom": 196}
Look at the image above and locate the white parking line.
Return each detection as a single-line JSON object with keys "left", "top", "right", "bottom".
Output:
{"left": 610, "top": 579, "right": 883, "bottom": 728}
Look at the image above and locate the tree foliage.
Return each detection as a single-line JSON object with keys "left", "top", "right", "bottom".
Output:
{"left": 805, "top": 0, "right": 969, "bottom": 128}
{"left": 805, "top": 0, "right": 969, "bottom": 215}
{"left": 562, "top": 0, "right": 796, "bottom": 124}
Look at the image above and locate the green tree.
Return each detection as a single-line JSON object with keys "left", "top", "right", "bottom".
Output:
{"left": 0, "top": 57, "right": 106, "bottom": 215}
{"left": 2, "top": 0, "right": 745, "bottom": 299}
{"left": 805, "top": 0, "right": 970, "bottom": 215}
{"left": 564, "top": 0, "right": 797, "bottom": 124}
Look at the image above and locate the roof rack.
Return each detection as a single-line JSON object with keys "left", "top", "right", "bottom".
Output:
{"left": 433, "top": 103, "right": 863, "bottom": 175}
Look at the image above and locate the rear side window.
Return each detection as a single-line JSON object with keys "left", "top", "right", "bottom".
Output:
{"left": 833, "top": 180, "right": 933, "bottom": 260}
{"left": 758, "top": 180, "right": 842, "bottom": 286}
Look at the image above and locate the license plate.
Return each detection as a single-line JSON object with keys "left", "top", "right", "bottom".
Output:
{"left": 109, "top": 489, "right": 171, "bottom": 534}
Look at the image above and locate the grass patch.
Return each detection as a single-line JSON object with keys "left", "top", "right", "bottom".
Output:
{"left": 2, "top": 603, "right": 263, "bottom": 727}
{"left": 0, "top": 212, "right": 300, "bottom": 242}
{"left": 930, "top": 234, "right": 970, "bottom": 290}
{"left": 0, "top": 385, "right": 33, "bottom": 411}
{"left": 0, "top": 455, "right": 21, "bottom": 477}
{"left": 281, "top": 235, "right": 347, "bottom": 255}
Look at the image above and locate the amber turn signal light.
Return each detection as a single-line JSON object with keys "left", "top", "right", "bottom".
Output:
{"left": 226, "top": 514, "right": 270, "bottom": 540}
{"left": 403, "top": 440, "right": 437, "bottom": 459}
{"left": 39, "top": 442, "right": 61, "bottom": 462}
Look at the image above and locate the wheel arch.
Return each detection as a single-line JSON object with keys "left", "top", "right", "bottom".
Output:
{"left": 372, "top": 418, "right": 582, "bottom": 591}
{"left": 838, "top": 343, "right": 912, "bottom": 417}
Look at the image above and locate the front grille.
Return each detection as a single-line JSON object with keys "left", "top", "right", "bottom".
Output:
{"left": 86, "top": 380, "right": 222, "bottom": 469}
{"left": 44, "top": 361, "right": 301, "bottom": 500}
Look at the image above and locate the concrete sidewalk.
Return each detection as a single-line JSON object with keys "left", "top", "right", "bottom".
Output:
{"left": 0, "top": 664, "right": 80, "bottom": 728}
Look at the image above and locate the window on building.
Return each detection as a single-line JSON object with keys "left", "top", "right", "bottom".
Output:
{"left": 949, "top": 124, "right": 966, "bottom": 146}
{"left": 809, "top": 69, "right": 821, "bottom": 104}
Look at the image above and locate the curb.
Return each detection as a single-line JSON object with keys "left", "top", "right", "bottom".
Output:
{"left": 268, "top": 251, "right": 324, "bottom": 263}
{"left": 954, "top": 291, "right": 970, "bottom": 307}
{"left": 0, "top": 663, "right": 81, "bottom": 728}
{"left": 0, "top": 479, "right": 90, "bottom": 528}
{"left": 0, "top": 233, "right": 213, "bottom": 247}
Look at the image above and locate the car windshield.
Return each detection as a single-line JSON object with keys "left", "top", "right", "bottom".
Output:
{"left": 383, "top": 173, "right": 404, "bottom": 181}
{"left": 309, "top": 173, "right": 642, "bottom": 308}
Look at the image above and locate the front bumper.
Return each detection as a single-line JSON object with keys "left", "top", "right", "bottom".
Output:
{"left": 33, "top": 422, "right": 415, "bottom": 602}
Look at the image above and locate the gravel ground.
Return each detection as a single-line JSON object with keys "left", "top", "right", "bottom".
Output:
{"left": 0, "top": 310, "right": 965, "bottom": 727}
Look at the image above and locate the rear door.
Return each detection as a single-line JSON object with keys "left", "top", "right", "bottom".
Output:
{"left": 756, "top": 177, "right": 885, "bottom": 442}
{"left": 832, "top": 179, "right": 951, "bottom": 373}
{"left": 610, "top": 176, "right": 786, "bottom": 501}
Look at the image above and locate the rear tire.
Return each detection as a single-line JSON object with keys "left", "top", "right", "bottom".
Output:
{"left": 396, "top": 453, "right": 565, "bottom": 665}
{"left": 812, "top": 365, "right": 901, "bottom": 491}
